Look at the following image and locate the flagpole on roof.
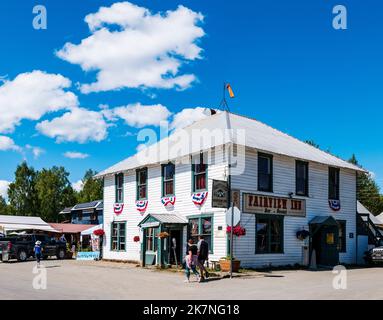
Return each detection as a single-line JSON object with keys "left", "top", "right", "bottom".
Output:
{"left": 220, "top": 82, "right": 230, "bottom": 112}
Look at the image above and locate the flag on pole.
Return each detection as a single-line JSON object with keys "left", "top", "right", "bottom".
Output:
{"left": 226, "top": 84, "right": 235, "bottom": 98}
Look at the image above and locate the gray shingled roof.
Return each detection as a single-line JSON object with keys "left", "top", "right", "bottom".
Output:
{"left": 72, "top": 200, "right": 103, "bottom": 211}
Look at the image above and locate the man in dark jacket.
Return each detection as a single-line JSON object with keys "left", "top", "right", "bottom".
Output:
{"left": 197, "top": 236, "right": 210, "bottom": 281}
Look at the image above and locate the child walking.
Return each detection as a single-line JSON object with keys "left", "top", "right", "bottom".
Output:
{"left": 34, "top": 241, "right": 42, "bottom": 266}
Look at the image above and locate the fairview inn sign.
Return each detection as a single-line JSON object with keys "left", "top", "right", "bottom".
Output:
{"left": 243, "top": 193, "right": 306, "bottom": 217}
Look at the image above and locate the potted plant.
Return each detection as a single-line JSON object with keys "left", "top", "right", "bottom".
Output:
{"left": 220, "top": 225, "right": 247, "bottom": 272}
{"left": 219, "top": 255, "right": 241, "bottom": 272}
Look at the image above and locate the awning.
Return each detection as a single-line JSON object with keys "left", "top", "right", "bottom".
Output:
{"left": 81, "top": 224, "right": 103, "bottom": 236}
{"left": 309, "top": 216, "right": 338, "bottom": 226}
{"left": 0, "top": 215, "right": 59, "bottom": 233}
{"left": 138, "top": 214, "right": 188, "bottom": 228}
{"left": 49, "top": 223, "right": 98, "bottom": 234}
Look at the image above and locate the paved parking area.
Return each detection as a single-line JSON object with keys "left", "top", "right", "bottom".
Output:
{"left": 0, "top": 260, "right": 382, "bottom": 300}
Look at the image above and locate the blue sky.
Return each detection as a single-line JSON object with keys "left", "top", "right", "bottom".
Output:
{"left": 0, "top": 0, "right": 382, "bottom": 193}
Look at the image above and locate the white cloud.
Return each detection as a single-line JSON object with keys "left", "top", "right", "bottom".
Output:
{"left": 56, "top": 2, "right": 205, "bottom": 93}
{"left": 0, "top": 180, "right": 10, "bottom": 200}
{"left": 36, "top": 108, "right": 109, "bottom": 143}
{"left": 0, "top": 71, "right": 78, "bottom": 133}
{"left": 170, "top": 107, "right": 215, "bottom": 130}
{"left": 0, "top": 136, "right": 22, "bottom": 152}
{"left": 72, "top": 180, "right": 84, "bottom": 192}
{"left": 64, "top": 151, "right": 90, "bottom": 159}
{"left": 112, "top": 103, "right": 171, "bottom": 128}
{"left": 25, "top": 145, "right": 45, "bottom": 159}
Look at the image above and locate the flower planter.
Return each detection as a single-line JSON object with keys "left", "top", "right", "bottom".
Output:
{"left": 219, "top": 259, "right": 241, "bottom": 272}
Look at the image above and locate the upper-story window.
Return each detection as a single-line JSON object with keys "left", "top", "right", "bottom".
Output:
{"left": 258, "top": 153, "right": 273, "bottom": 192}
{"left": 329, "top": 167, "right": 340, "bottom": 200}
{"left": 192, "top": 153, "right": 208, "bottom": 192}
{"left": 137, "top": 168, "right": 148, "bottom": 200}
{"left": 115, "top": 173, "right": 124, "bottom": 203}
{"left": 162, "top": 163, "right": 175, "bottom": 197}
{"left": 296, "top": 160, "right": 309, "bottom": 196}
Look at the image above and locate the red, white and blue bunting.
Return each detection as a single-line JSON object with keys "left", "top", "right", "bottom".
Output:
{"left": 161, "top": 196, "right": 176, "bottom": 207}
{"left": 329, "top": 200, "right": 341, "bottom": 212}
{"left": 191, "top": 192, "right": 208, "bottom": 206}
{"left": 113, "top": 203, "right": 124, "bottom": 215}
{"left": 136, "top": 200, "right": 148, "bottom": 213}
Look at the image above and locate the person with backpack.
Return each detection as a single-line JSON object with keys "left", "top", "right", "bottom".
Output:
{"left": 197, "top": 235, "right": 210, "bottom": 281}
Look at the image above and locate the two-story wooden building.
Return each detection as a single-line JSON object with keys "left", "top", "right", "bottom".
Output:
{"left": 96, "top": 111, "right": 364, "bottom": 268}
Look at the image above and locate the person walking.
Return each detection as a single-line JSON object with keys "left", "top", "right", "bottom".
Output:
{"left": 34, "top": 241, "right": 42, "bottom": 267}
{"left": 197, "top": 235, "right": 210, "bottom": 281}
{"left": 184, "top": 239, "right": 200, "bottom": 283}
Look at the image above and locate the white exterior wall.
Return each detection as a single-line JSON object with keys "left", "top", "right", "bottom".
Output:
{"left": 231, "top": 148, "right": 357, "bottom": 268}
{"left": 102, "top": 145, "right": 357, "bottom": 268}
{"left": 103, "top": 146, "right": 228, "bottom": 263}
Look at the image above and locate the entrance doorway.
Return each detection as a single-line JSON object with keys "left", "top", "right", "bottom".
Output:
{"left": 310, "top": 216, "right": 340, "bottom": 266}
{"left": 169, "top": 230, "right": 182, "bottom": 266}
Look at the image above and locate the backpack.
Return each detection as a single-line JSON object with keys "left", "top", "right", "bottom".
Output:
{"left": 198, "top": 240, "right": 209, "bottom": 260}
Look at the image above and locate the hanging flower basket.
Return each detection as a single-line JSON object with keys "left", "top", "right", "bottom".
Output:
{"left": 296, "top": 230, "right": 310, "bottom": 240}
{"left": 158, "top": 232, "right": 170, "bottom": 239}
{"left": 133, "top": 236, "right": 140, "bottom": 243}
{"left": 93, "top": 229, "right": 105, "bottom": 237}
{"left": 226, "top": 226, "right": 246, "bottom": 237}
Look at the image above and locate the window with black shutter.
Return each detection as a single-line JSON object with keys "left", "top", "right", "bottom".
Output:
{"left": 329, "top": 167, "right": 340, "bottom": 200}
{"left": 258, "top": 153, "right": 273, "bottom": 192}
{"left": 296, "top": 161, "right": 309, "bottom": 196}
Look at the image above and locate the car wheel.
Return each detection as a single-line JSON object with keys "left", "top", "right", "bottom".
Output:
{"left": 17, "top": 249, "right": 28, "bottom": 262}
{"left": 57, "top": 249, "right": 65, "bottom": 260}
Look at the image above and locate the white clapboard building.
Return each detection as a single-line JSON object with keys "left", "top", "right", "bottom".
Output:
{"left": 96, "top": 111, "right": 365, "bottom": 268}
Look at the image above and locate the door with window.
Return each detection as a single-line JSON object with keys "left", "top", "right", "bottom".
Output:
{"left": 144, "top": 227, "right": 158, "bottom": 265}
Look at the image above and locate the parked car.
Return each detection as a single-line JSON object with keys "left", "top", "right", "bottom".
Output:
{"left": 0, "top": 234, "right": 67, "bottom": 262}
{"left": 365, "top": 239, "right": 383, "bottom": 265}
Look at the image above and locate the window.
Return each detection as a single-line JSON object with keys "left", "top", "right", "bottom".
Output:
{"left": 77, "top": 211, "right": 83, "bottom": 221}
{"left": 111, "top": 222, "right": 126, "bottom": 251}
{"left": 296, "top": 161, "right": 309, "bottom": 196}
{"left": 188, "top": 216, "right": 213, "bottom": 253}
{"left": 256, "top": 215, "right": 283, "bottom": 254}
{"left": 136, "top": 168, "right": 148, "bottom": 200}
{"left": 162, "top": 163, "right": 175, "bottom": 197}
{"left": 115, "top": 173, "right": 124, "bottom": 203}
{"left": 192, "top": 153, "right": 208, "bottom": 192}
{"left": 329, "top": 167, "right": 340, "bottom": 200}
{"left": 258, "top": 153, "right": 273, "bottom": 192}
{"left": 146, "top": 228, "right": 158, "bottom": 252}
{"left": 337, "top": 220, "right": 346, "bottom": 253}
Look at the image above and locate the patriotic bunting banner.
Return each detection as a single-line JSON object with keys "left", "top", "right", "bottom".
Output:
{"left": 136, "top": 200, "right": 148, "bottom": 213}
{"left": 113, "top": 203, "right": 124, "bottom": 215}
{"left": 329, "top": 200, "right": 341, "bottom": 212}
{"left": 192, "top": 192, "right": 208, "bottom": 206}
{"left": 162, "top": 196, "right": 176, "bottom": 207}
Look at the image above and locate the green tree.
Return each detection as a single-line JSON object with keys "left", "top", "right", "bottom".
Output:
{"left": 77, "top": 169, "right": 103, "bottom": 203}
{"left": 349, "top": 154, "right": 383, "bottom": 215}
{"left": 8, "top": 162, "right": 39, "bottom": 216}
{"left": 35, "top": 166, "right": 77, "bottom": 222}
{"left": 0, "top": 195, "right": 9, "bottom": 215}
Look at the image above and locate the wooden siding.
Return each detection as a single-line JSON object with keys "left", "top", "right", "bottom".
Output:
{"left": 103, "top": 145, "right": 357, "bottom": 267}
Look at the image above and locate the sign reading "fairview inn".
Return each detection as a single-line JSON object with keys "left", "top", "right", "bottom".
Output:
{"left": 243, "top": 193, "right": 306, "bottom": 217}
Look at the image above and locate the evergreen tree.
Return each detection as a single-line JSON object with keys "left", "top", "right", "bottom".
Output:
{"left": 349, "top": 154, "right": 383, "bottom": 215}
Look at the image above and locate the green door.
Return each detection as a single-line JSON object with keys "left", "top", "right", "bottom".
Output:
{"left": 317, "top": 225, "right": 339, "bottom": 266}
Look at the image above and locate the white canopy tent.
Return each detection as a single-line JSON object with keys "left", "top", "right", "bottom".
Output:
{"left": 0, "top": 215, "right": 59, "bottom": 233}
